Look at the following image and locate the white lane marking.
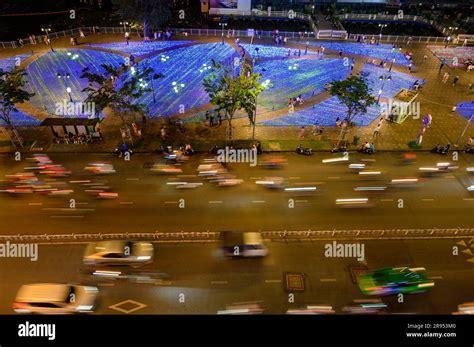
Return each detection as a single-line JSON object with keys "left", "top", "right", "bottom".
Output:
{"left": 320, "top": 278, "right": 337, "bottom": 282}
{"left": 164, "top": 201, "right": 178, "bottom": 204}
{"left": 429, "top": 276, "right": 443, "bottom": 280}
{"left": 126, "top": 178, "right": 140, "bottom": 181}
{"left": 289, "top": 177, "right": 300, "bottom": 180}
{"left": 421, "top": 199, "right": 435, "bottom": 201}
{"left": 211, "top": 280, "right": 228, "bottom": 284}
{"left": 328, "top": 177, "right": 340, "bottom": 179}
{"left": 28, "top": 203, "right": 43, "bottom": 206}
{"left": 51, "top": 216, "right": 84, "bottom": 219}
{"left": 209, "top": 201, "right": 223, "bottom": 204}
{"left": 380, "top": 199, "right": 394, "bottom": 202}
{"left": 250, "top": 177, "right": 262, "bottom": 180}
{"left": 295, "top": 200, "right": 308, "bottom": 203}
{"left": 463, "top": 198, "right": 474, "bottom": 201}
{"left": 252, "top": 200, "right": 266, "bottom": 203}
{"left": 265, "top": 279, "right": 282, "bottom": 283}
{"left": 76, "top": 202, "right": 88, "bottom": 205}
{"left": 119, "top": 201, "right": 134, "bottom": 205}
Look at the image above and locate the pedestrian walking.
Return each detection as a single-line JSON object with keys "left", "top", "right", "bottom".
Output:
{"left": 338, "top": 50, "right": 343, "bottom": 57}
{"left": 373, "top": 119, "right": 383, "bottom": 139}
{"left": 442, "top": 72, "right": 450, "bottom": 83}
{"left": 422, "top": 54, "right": 428, "bottom": 64}
{"left": 452, "top": 75, "right": 460, "bottom": 86}
{"left": 218, "top": 115, "right": 222, "bottom": 126}
{"left": 439, "top": 58, "right": 446, "bottom": 71}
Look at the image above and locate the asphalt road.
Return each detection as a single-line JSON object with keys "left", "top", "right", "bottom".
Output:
{"left": 0, "top": 238, "right": 473, "bottom": 314}
{"left": 0, "top": 151, "right": 473, "bottom": 234}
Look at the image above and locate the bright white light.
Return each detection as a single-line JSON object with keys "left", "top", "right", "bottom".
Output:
{"left": 66, "top": 87, "right": 72, "bottom": 93}
{"left": 172, "top": 81, "right": 177, "bottom": 86}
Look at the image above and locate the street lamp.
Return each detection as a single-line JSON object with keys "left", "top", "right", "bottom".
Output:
{"left": 389, "top": 57, "right": 396, "bottom": 72}
{"left": 41, "top": 27, "right": 53, "bottom": 52}
{"left": 377, "top": 73, "right": 391, "bottom": 104}
{"left": 66, "top": 87, "right": 73, "bottom": 102}
{"left": 378, "top": 24, "right": 388, "bottom": 41}
{"left": 120, "top": 21, "right": 129, "bottom": 32}
{"left": 252, "top": 78, "right": 271, "bottom": 140}
{"left": 219, "top": 22, "right": 228, "bottom": 45}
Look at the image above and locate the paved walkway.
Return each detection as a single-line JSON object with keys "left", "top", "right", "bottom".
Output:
{"left": 0, "top": 33, "right": 473, "bottom": 152}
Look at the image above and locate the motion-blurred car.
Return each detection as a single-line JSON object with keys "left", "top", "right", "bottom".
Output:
{"left": 336, "top": 198, "right": 373, "bottom": 208}
{"left": 452, "top": 302, "right": 474, "bottom": 315}
{"left": 217, "top": 302, "right": 265, "bottom": 314}
{"left": 83, "top": 241, "right": 154, "bottom": 266}
{"left": 150, "top": 164, "right": 183, "bottom": 175}
{"left": 357, "top": 267, "right": 434, "bottom": 296}
{"left": 220, "top": 231, "right": 268, "bottom": 258}
{"left": 341, "top": 299, "right": 387, "bottom": 314}
{"left": 255, "top": 177, "right": 286, "bottom": 189}
{"left": 84, "top": 163, "right": 116, "bottom": 175}
{"left": 286, "top": 304, "right": 335, "bottom": 314}
{"left": 12, "top": 283, "right": 98, "bottom": 314}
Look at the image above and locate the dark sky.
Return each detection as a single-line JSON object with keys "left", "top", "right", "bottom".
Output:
{"left": 0, "top": 0, "right": 113, "bottom": 41}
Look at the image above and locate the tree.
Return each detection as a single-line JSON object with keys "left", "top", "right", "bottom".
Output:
{"left": 203, "top": 60, "right": 264, "bottom": 142}
{"left": 329, "top": 75, "right": 376, "bottom": 146}
{"left": 112, "top": 0, "right": 171, "bottom": 37}
{"left": 0, "top": 68, "right": 35, "bottom": 147}
{"left": 81, "top": 63, "right": 161, "bottom": 124}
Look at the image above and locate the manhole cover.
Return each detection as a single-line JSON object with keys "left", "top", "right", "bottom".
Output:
{"left": 285, "top": 272, "right": 305, "bottom": 291}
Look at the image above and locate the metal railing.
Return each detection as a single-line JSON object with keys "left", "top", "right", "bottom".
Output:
{"left": 209, "top": 8, "right": 312, "bottom": 21}
{"left": 1, "top": 25, "right": 472, "bottom": 50}
{"left": 0, "top": 228, "right": 472, "bottom": 243}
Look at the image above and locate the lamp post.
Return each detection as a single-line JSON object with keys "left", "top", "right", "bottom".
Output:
{"left": 378, "top": 24, "right": 387, "bottom": 42}
{"left": 66, "top": 87, "right": 73, "bottom": 102}
{"left": 41, "top": 27, "right": 53, "bottom": 52}
{"left": 388, "top": 57, "right": 395, "bottom": 72}
{"left": 57, "top": 72, "right": 72, "bottom": 101}
{"left": 220, "top": 22, "right": 227, "bottom": 45}
{"left": 252, "top": 78, "right": 271, "bottom": 140}
{"left": 377, "top": 73, "right": 391, "bottom": 104}
{"left": 120, "top": 21, "right": 129, "bottom": 32}
{"left": 455, "top": 113, "right": 473, "bottom": 148}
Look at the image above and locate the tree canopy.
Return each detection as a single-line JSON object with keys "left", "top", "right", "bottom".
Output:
{"left": 0, "top": 68, "right": 35, "bottom": 127}
{"left": 112, "top": 0, "right": 171, "bottom": 36}
{"left": 81, "top": 63, "right": 161, "bottom": 121}
{"left": 203, "top": 60, "right": 264, "bottom": 141}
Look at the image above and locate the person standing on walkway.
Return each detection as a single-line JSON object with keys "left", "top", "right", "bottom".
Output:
{"left": 442, "top": 72, "right": 450, "bottom": 83}
{"left": 125, "top": 32, "right": 130, "bottom": 45}
{"left": 452, "top": 75, "right": 460, "bottom": 86}
{"left": 373, "top": 118, "right": 383, "bottom": 139}
{"left": 439, "top": 58, "right": 447, "bottom": 71}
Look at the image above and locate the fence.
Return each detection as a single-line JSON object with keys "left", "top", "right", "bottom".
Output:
{"left": 1, "top": 228, "right": 472, "bottom": 243}
{"left": 1, "top": 24, "right": 472, "bottom": 50}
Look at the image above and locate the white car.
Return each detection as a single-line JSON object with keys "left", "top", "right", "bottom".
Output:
{"left": 83, "top": 241, "right": 154, "bottom": 266}
{"left": 13, "top": 283, "right": 98, "bottom": 314}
